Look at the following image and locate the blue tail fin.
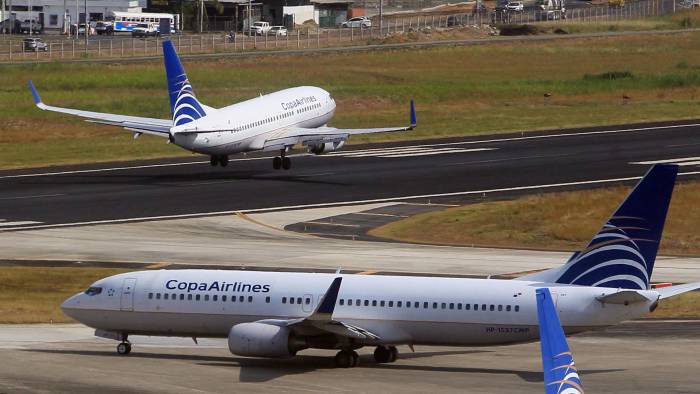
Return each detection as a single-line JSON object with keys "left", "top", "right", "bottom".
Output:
{"left": 162, "top": 40, "right": 207, "bottom": 126}
{"left": 536, "top": 288, "right": 583, "bottom": 394}
{"left": 552, "top": 164, "right": 678, "bottom": 290}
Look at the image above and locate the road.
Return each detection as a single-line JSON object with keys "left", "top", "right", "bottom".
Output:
{"left": 1, "top": 120, "right": 700, "bottom": 231}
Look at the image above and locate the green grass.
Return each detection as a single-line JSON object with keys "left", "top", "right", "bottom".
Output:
{"left": 370, "top": 181, "right": 700, "bottom": 255}
{"left": 5, "top": 31, "right": 700, "bottom": 168}
{"left": 0, "top": 267, "right": 130, "bottom": 323}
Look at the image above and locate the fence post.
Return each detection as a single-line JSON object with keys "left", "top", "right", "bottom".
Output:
{"left": 72, "top": 40, "right": 75, "bottom": 58}
{"left": 61, "top": 41, "right": 64, "bottom": 59}
{"left": 8, "top": 41, "right": 11, "bottom": 61}
{"left": 351, "top": 26, "right": 354, "bottom": 41}
{"left": 212, "top": 34, "right": 215, "bottom": 52}
{"left": 265, "top": 31, "right": 268, "bottom": 48}
{"left": 297, "top": 30, "right": 300, "bottom": 48}
{"left": 98, "top": 39, "right": 101, "bottom": 56}
{"left": 317, "top": 28, "right": 320, "bottom": 47}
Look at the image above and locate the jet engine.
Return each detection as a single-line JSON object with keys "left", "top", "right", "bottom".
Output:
{"left": 309, "top": 141, "right": 345, "bottom": 155}
{"left": 228, "top": 322, "right": 306, "bottom": 358}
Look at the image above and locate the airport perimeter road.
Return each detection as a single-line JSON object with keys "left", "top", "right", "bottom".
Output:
{"left": 1, "top": 120, "right": 700, "bottom": 230}
{"left": 0, "top": 320, "right": 698, "bottom": 393}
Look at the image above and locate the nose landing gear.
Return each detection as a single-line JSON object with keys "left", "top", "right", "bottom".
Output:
{"left": 209, "top": 155, "right": 229, "bottom": 167}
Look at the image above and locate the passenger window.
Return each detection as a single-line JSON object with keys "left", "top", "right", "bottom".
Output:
{"left": 372, "top": 300, "right": 377, "bottom": 307}
{"left": 465, "top": 304, "right": 471, "bottom": 310}
{"left": 450, "top": 303, "right": 455, "bottom": 310}
{"left": 248, "top": 296, "right": 253, "bottom": 302}
{"left": 195, "top": 294, "right": 201, "bottom": 301}
{"left": 222, "top": 295, "right": 227, "bottom": 302}
{"left": 441, "top": 303, "right": 446, "bottom": 309}
{"left": 266, "top": 296, "right": 270, "bottom": 303}
{"left": 481, "top": 304, "right": 486, "bottom": 311}
{"left": 213, "top": 295, "right": 218, "bottom": 301}
{"left": 474, "top": 304, "right": 479, "bottom": 310}
{"left": 290, "top": 298, "right": 295, "bottom": 305}
{"left": 204, "top": 295, "right": 209, "bottom": 301}
{"left": 339, "top": 299, "right": 344, "bottom": 305}
{"left": 457, "top": 303, "right": 462, "bottom": 310}
{"left": 423, "top": 302, "right": 428, "bottom": 308}
{"left": 282, "top": 297, "right": 287, "bottom": 304}
{"left": 188, "top": 294, "right": 193, "bottom": 300}
{"left": 164, "top": 294, "right": 169, "bottom": 300}
{"left": 506, "top": 305, "right": 511, "bottom": 311}
{"left": 231, "top": 295, "right": 237, "bottom": 302}
{"left": 156, "top": 293, "right": 161, "bottom": 300}
{"left": 295, "top": 297, "right": 301, "bottom": 304}
{"left": 490, "top": 305, "right": 495, "bottom": 311}
{"left": 498, "top": 305, "right": 503, "bottom": 311}
{"left": 515, "top": 305, "right": 520, "bottom": 312}
{"left": 239, "top": 296, "right": 244, "bottom": 302}
{"left": 380, "top": 301, "right": 385, "bottom": 307}
{"left": 148, "top": 293, "right": 153, "bottom": 299}
{"left": 406, "top": 301, "right": 410, "bottom": 308}
{"left": 356, "top": 299, "right": 361, "bottom": 306}
{"left": 364, "top": 300, "right": 369, "bottom": 306}
{"left": 397, "top": 301, "right": 402, "bottom": 307}
{"left": 388, "top": 301, "right": 394, "bottom": 307}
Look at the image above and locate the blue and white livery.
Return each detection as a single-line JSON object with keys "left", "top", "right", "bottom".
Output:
{"left": 537, "top": 288, "right": 583, "bottom": 394}
{"left": 61, "top": 164, "right": 700, "bottom": 373}
{"left": 28, "top": 40, "right": 416, "bottom": 170}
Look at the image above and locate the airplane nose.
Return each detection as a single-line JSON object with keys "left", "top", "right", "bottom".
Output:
{"left": 60, "top": 293, "right": 82, "bottom": 319}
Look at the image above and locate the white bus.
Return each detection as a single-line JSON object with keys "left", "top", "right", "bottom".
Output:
{"left": 110, "top": 11, "right": 178, "bottom": 33}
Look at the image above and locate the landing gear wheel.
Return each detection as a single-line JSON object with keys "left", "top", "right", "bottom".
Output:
{"left": 282, "top": 156, "right": 291, "bottom": 170}
{"left": 219, "top": 155, "right": 229, "bottom": 167}
{"left": 117, "top": 342, "right": 132, "bottom": 355}
{"left": 334, "top": 349, "right": 359, "bottom": 368}
{"left": 272, "top": 156, "right": 282, "bottom": 170}
{"left": 210, "top": 156, "right": 219, "bottom": 167}
{"left": 373, "top": 346, "right": 392, "bottom": 363}
{"left": 388, "top": 346, "right": 398, "bottom": 362}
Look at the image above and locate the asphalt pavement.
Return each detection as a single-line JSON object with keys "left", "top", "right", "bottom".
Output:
{"left": 1, "top": 120, "right": 700, "bottom": 231}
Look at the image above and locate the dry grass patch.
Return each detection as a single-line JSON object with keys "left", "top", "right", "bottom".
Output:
{"left": 649, "top": 291, "right": 700, "bottom": 318}
{"left": 0, "top": 267, "right": 129, "bottom": 324}
{"left": 370, "top": 181, "right": 700, "bottom": 255}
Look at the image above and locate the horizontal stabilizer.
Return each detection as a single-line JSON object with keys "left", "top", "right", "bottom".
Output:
{"left": 656, "top": 281, "right": 700, "bottom": 300}
{"left": 595, "top": 290, "right": 652, "bottom": 305}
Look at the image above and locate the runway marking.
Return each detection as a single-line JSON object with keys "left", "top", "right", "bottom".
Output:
{"left": 0, "top": 220, "right": 43, "bottom": 227}
{"left": 378, "top": 149, "right": 494, "bottom": 158}
{"left": 631, "top": 156, "right": 700, "bottom": 166}
{"left": 303, "top": 221, "right": 361, "bottom": 228}
{"left": 0, "top": 193, "right": 64, "bottom": 201}
{"left": 328, "top": 147, "right": 494, "bottom": 158}
{"left": 2, "top": 170, "right": 700, "bottom": 232}
{"left": 353, "top": 212, "right": 409, "bottom": 218}
{"left": 2, "top": 122, "right": 699, "bottom": 180}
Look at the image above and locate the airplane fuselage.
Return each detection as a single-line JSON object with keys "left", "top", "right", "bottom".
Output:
{"left": 62, "top": 270, "right": 658, "bottom": 347}
{"left": 171, "top": 86, "right": 336, "bottom": 155}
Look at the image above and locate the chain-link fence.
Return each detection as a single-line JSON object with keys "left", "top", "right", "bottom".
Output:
{"left": 0, "top": 0, "right": 686, "bottom": 63}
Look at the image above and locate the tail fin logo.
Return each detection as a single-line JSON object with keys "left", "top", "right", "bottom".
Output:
{"left": 547, "top": 352, "right": 583, "bottom": 394}
{"left": 555, "top": 217, "right": 653, "bottom": 290}
{"left": 172, "top": 73, "right": 206, "bottom": 126}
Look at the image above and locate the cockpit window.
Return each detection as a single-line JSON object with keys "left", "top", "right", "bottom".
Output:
{"left": 84, "top": 286, "right": 102, "bottom": 296}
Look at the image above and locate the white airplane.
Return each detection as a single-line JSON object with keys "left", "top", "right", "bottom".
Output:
{"left": 28, "top": 40, "right": 416, "bottom": 170}
{"left": 62, "top": 164, "right": 700, "bottom": 368}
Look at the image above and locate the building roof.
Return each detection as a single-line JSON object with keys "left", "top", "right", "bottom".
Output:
{"left": 309, "top": 0, "right": 355, "bottom": 4}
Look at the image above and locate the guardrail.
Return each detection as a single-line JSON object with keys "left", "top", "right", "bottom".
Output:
{"left": 0, "top": 0, "right": 677, "bottom": 63}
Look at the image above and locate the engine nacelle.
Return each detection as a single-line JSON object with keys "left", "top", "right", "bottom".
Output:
{"left": 228, "top": 322, "right": 298, "bottom": 358}
{"left": 309, "top": 141, "right": 345, "bottom": 155}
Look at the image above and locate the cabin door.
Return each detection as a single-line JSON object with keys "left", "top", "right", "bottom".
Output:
{"left": 120, "top": 278, "right": 137, "bottom": 311}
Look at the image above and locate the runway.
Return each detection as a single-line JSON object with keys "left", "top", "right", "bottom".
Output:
{"left": 0, "top": 320, "right": 698, "bottom": 393}
{"left": 1, "top": 120, "right": 700, "bottom": 231}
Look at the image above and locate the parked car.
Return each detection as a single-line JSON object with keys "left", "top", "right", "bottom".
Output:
{"left": 340, "top": 16, "right": 371, "bottom": 28}
{"left": 19, "top": 19, "right": 42, "bottom": 34}
{"left": 249, "top": 21, "right": 271, "bottom": 35}
{"left": 506, "top": 1, "right": 525, "bottom": 11}
{"left": 23, "top": 37, "right": 48, "bottom": 52}
{"left": 267, "top": 26, "right": 288, "bottom": 36}
{"left": 132, "top": 23, "right": 159, "bottom": 37}
{"left": 95, "top": 21, "right": 114, "bottom": 35}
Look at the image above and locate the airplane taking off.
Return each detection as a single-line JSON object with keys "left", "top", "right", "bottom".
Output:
{"left": 28, "top": 41, "right": 416, "bottom": 170}
{"left": 62, "top": 164, "right": 700, "bottom": 368}
{"left": 537, "top": 288, "right": 583, "bottom": 394}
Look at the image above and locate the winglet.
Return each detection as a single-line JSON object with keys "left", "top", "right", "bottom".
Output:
{"left": 409, "top": 99, "right": 417, "bottom": 129}
{"left": 536, "top": 288, "right": 583, "bottom": 394}
{"left": 28, "top": 80, "right": 43, "bottom": 106}
{"left": 312, "top": 277, "right": 342, "bottom": 318}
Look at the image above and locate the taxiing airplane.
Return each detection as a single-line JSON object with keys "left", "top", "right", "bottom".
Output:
{"left": 62, "top": 164, "right": 700, "bottom": 368}
{"left": 28, "top": 41, "right": 416, "bottom": 170}
{"left": 537, "top": 287, "right": 583, "bottom": 394}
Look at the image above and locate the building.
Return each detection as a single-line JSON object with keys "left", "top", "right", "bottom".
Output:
{"left": 2, "top": 0, "right": 144, "bottom": 32}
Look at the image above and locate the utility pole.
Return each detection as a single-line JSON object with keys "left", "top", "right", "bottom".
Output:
{"left": 2, "top": 0, "right": 5, "bottom": 37}
{"left": 62, "top": 0, "right": 66, "bottom": 34}
{"left": 379, "top": 0, "right": 383, "bottom": 35}
{"left": 75, "top": 0, "right": 78, "bottom": 39}
{"left": 8, "top": 0, "right": 12, "bottom": 34}
{"left": 28, "top": 0, "right": 31, "bottom": 36}
{"left": 84, "top": 0, "right": 87, "bottom": 51}
{"left": 199, "top": 0, "right": 203, "bottom": 33}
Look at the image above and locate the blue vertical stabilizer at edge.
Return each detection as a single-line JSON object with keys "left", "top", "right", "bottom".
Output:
{"left": 536, "top": 288, "right": 583, "bottom": 394}
{"left": 162, "top": 40, "right": 207, "bottom": 126}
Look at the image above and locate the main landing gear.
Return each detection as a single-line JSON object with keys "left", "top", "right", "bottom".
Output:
{"left": 117, "top": 335, "right": 132, "bottom": 355}
{"left": 210, "top": 155, "right": 229, "bottom": 167}
{"left": 373, "top": 345, "right": 398, "bottom": 363}
{"left": 272, "top": 149, "right": 291, "bottom": 170}
{"left": 334, "top": 349, "right": 360, "bottom": 368}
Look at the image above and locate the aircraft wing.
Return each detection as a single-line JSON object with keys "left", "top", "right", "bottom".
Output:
{"left": 260, "top": 100, "right": 416, "bottom": 152}
{"left": 284, "top": 277, "right": 380, "bottom": 340}
{"left": 28, "top": 80, "right": 172, "bottom": 138}
{"left": 656, "top": 281, "right": 700, "bottom": 300}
